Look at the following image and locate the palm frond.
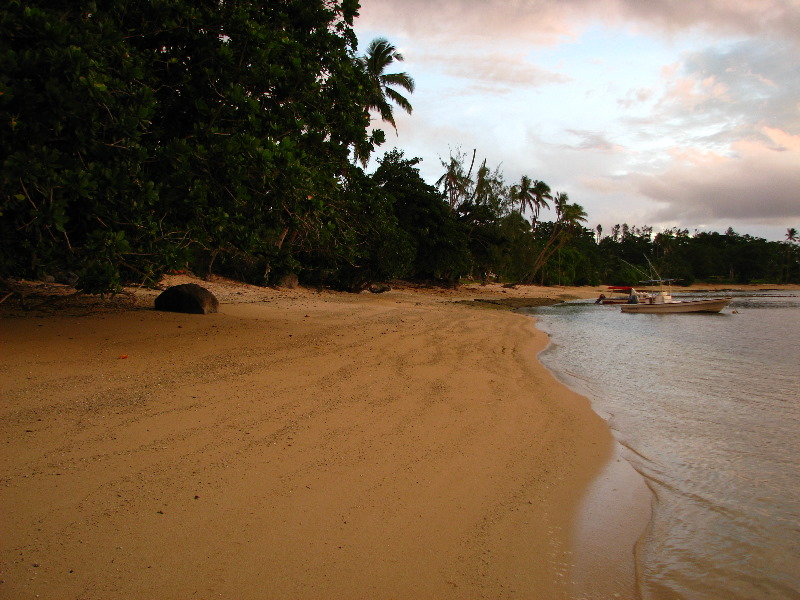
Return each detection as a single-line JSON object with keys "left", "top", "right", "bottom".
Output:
{"left": 381, "top": 72, "right": 415, "bottom": 93}
{"left": 385, "top": 88, "right": 413, "bottom": 115}
{"left": 360, "top": 37, "right": 415, "bottom": 132}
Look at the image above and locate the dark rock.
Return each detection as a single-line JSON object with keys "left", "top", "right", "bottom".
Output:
{"left": 154, "top": 284, "right": 219, "bottom": 314}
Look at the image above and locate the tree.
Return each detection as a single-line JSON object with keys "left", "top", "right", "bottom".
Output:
{"left": 510, "top": 176, "right": 553, "bottom": 226}
{"left": 530, "top": 180, "right": 553, "bottom": 226}
{"left": 523, "top": 193, "right": 587, "bottom": 283}
{"left": 359, "top": 37, "right": 415, "bottom": 131}
{"left": 784, "top": 227, "right": 799, "bottom": 282}
{"left": 373, "top": 149, "right": 470, "bottom": 282}
{"left": 299, "top": 165, "right": 413, "bottom": 291}
{"left": 510, "top": 175, "right": 535, "bottom": 219}
{"left": 493, "top": 211, "right": 535, "bottom": 282}
{"left": 1, "top": 0, "right": 375, "bottom": 292}
{"left": 436, "top": 148, "right": 475, "bottom": 211}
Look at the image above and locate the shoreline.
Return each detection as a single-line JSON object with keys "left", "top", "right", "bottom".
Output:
{"left": 2, "top": 277, "right": 793, "bottom": 598}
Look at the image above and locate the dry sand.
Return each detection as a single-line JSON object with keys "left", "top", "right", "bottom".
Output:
{"left": 3, "top": 275, "right": 739, "bottom": 599}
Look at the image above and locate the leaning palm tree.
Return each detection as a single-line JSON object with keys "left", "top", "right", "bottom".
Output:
{"left": 360, "top": 38, "right": 415, "bottom": 131}
{"left": 559, "top": 199, "right": 588, "bottom": 231}
{"left": 524, "top": 194, "right": 587, "bottom": 283}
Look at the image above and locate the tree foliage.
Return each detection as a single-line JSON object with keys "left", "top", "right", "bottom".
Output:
{"left": 373, "top": 149, "right": 470, "bottom": 282}
{"left": 1, "top": 0, "right": 373, "bottom": 293}
{"left": 359, "top": 37, "right": 414, "bottom": 131}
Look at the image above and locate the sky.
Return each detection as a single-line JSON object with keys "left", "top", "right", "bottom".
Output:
{"left": 353, "top": 0, "right": 800, "bottom": 242}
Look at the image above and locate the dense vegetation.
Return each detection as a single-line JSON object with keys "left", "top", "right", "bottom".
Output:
{"left": 2, "top": 1, "right": 798, "bottom": 294}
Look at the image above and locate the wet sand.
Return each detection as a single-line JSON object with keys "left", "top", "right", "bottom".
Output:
{"left": 1, "top": 277, "right": 653, "bottom": 599}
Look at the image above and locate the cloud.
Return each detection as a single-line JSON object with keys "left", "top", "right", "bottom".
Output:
{"left": 356, "top": 0, "right": 800, "bottom": 46}
{"left": 356, "top": 1, "right": 583, "bottom": 46}
{"left": 429, "top": 52, "right": 572, "bottom": 90}
{"left": 617, "top": 87, "right": 655, "bottom": 109}
{"left": 560, "top": 129, "right": 625, "bottom": 153}
{"left": 610, "top": 0, "right": 800, "bottom": 42}
{"left": 651, "top": 41, "right": 800, "bottom": 138}
{"left": 630, "top": 128, "right": 800, "bottom": 225}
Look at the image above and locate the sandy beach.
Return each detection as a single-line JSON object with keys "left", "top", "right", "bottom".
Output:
{"left": 0, "top": 276, "right": 676, "bottom": 599}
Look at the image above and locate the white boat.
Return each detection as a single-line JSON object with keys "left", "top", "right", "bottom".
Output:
{"left": 620, "top": 287, "right": 732, "bottom": 314}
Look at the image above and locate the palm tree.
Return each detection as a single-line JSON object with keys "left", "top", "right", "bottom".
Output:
{"left": 472, "top": 160, "right": 493, "bottom": 204}
{"left": 553, "top": 191, "right": 568, "bottom": 220}
{"left": 360, "top": 38, "right": 415, "bottom": 131}
{"left": 437, "top": 149, "right": 474, "bottom": 210}
{"left": 510, "top": 175, "right": 535, "bottom": 218}
{"left": 559, "top": 200, "right": 588, "bottom": 231}
{"left": 510, "top": 177, "right": 552, "bottom": 226}
{"left": 785, "top": 227, "right": 799, "bottom": 282}
{"left": 530, "top": 180, "right": 552, "bottom": 226}
{"left": 524, "top": 194, "right": 587, "bottom": 283}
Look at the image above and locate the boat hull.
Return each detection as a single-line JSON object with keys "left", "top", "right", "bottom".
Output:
{"left": 620, "top": 297, "right": 732, "bottom": 314}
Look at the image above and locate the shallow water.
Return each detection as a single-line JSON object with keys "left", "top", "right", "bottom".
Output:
{"left": 526, "top": 291, "right": 800, "bottom": 600}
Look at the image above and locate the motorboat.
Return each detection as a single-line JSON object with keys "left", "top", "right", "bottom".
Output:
{"left": 620, "top": 293, "right": 732, "bottom": 313}
{"left": 620, "top": 281, "right": 732, "bottom": 313}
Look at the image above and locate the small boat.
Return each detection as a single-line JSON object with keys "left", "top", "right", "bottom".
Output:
{"left": 620, "top": 281, "right": 732, "bottom": 314}
{"left": 620, "top": 294, "right": 732, "bottom": 313}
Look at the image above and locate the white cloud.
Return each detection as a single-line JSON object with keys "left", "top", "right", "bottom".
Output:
{"left": 431, "top": 52, "right": 571, "bottom": 89}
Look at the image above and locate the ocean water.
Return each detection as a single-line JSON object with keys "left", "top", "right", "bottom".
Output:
{"left": 526, "top": 291, "right": 800, "bottom": 600}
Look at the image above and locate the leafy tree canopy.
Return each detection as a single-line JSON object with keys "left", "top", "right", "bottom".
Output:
{"left": 1, "top": 0, "right": 374, "bottom": 293}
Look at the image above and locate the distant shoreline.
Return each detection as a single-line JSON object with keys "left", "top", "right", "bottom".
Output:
{"left": 2, "top": 273, "right": 796, "bottom": 318}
